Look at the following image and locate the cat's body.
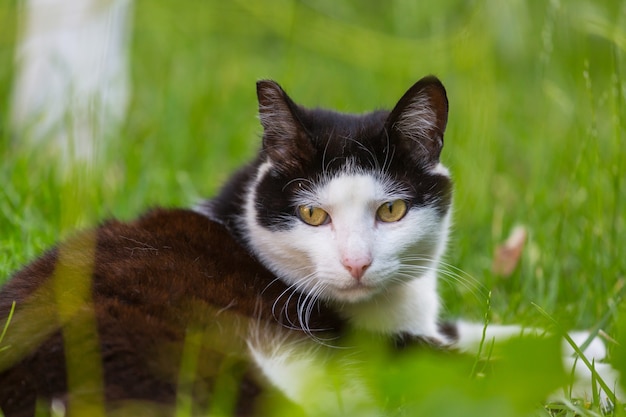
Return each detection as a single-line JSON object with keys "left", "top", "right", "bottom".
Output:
{"left": 0, "top": 208, "right": 347, "bottom": 416}
{"left": 0, "top": 76, "right": 614, "bottom": 416}
{"left": 0, "top": 78, "right": 451, "bottom": 416}
{"left": 0, "top": 76, "right": 454, "bottom": 416}
{"left": 202, "top": 77, "right": 452, "bottom": 342}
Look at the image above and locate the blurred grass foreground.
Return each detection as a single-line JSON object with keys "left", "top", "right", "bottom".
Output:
{"left": 0, "top": 0, "right": 625, "bottom": 416}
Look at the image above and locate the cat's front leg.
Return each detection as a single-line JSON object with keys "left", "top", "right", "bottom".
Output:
{"left": 246, "top": 327, "right": 379, "bottom": 416}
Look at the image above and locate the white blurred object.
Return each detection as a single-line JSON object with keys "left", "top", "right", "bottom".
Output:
{"left": 11, "top": 0, "right": 133, "bottom": 164}
{"left": 454, "top": 321, "right": 622, "bottom": 405}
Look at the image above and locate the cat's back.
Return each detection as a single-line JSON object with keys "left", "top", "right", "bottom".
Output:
{"left": 91, "top": 208, "right": 274, "bottom": 319}
{"left": 0, "top": 208, "right": 304, "bottom": 416}
{"left": 0, "top": 208, "right": 275, "bottom": 324}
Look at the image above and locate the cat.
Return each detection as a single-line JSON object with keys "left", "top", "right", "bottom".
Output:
{"left": 202, "top": 76, "right": 453, "bottom": 343}
{"left": 0, "top": 76, "right": 615, "bottom": 416}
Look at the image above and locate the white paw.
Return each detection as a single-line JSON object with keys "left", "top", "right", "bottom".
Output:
{"left": 453, "top": 322, "right": 622, "bottom": 405}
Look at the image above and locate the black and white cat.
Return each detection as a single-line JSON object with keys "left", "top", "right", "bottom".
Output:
{"left": 203, "top": 76, "right": 453, "bottom": 343}
{"left": 202, "top": 76, "right": 457, "bottom": 412}
{"left": 0, "top": 76, "right": 615, "bottom": 416}
{"left": 201, "top": 76, "right": 615, "bottom": 410}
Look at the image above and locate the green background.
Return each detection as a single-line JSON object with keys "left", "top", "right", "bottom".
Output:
{"left": 0, "top": 1, "right": 625, "bottom": 414}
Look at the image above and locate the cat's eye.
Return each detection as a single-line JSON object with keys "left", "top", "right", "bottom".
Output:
{"left": 376, "top": 200, "right": 408, "bottom": 223}
{"left": 298, "top": 205, "right": 329, "bottom": 226}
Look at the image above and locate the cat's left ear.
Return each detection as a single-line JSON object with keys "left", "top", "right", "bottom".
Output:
{"left": 385, "top": 76, "right": 448, "bottom": 166}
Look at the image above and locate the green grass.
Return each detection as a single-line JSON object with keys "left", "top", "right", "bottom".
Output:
{"left": 1, "top": 0, "right": 625, "bottom": 415}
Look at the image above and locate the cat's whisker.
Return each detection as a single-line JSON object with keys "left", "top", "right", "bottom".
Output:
{"left": 324, "top": 156, "right": 344, "bottom": 174}
{"left": 295, "top": 284, "right": 311, "bottom": 331}
{"left": 270, "top": 277, "right": 333, "bottom": 330}
{"left": 282, "top": 177, "right": 314, "bottom": 192}
{"left": 438, "top": 272, "right": 485, "bottom": 297}
{"left": 401, "top": 260, "right": 485, "bottom": 295}
{"left": 303, "top": 289, "right": 319, "bottom": 334}
{"left": 343, "top": 136, "right": 380, "bottom": 172}
{"left": 321, "top": 134, "right": 333, "bottom": 177}
{"left": 397, "top": 261, "right": 467, "bottom": 282}
{"left": 262, "top": 267, "right": 314, "bottom": 302}
{"left": 384, "top": 275, "right": 415, "bottom": 290}
{"left": 271, "top": 280, "right": 309, "bottom": 328}
{"left": 396, "top": 263, "right": 486, "bottom": 301}
{"left": 282, "top": 285, "right": 307, "bottom": 329}
{"left": 297, "top": 278, "right": 325, "bottom": 333}
{"left": 381, "top": 128, "right": 396, "bottom": 175}
{"left": 297, "top": 281, "right": 317, "bottom": 335}
{"left": 298, "top": 281, "right": 341, "bottom": 347}
{"left": 262, "top": 276, "right": 287, "bottom": 295}
{"left": 284, "top": 279, "right": 324, "bottom": 343}
{"left": 277, "top": 275, "right": 320, "bottom": 331}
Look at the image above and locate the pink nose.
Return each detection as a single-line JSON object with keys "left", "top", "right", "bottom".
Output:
{"left": 342, "top": 256, "right": 372, "bottom": 280}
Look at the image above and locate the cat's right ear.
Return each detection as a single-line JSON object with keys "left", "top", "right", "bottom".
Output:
{"left": 256, "top": 80, "right": 314, "bottom": 173}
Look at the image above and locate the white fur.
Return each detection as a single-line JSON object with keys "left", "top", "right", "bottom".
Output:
{"left": 242, "top": 160, "right": 450, "bottom": 339}
{"left": 248, "top": 337, "right": 377, "bottom": 415}
{"left": 394, "top": 93, "right": 438, "bottom": 147}
{"left": 431, "top": 162, "right": 450, "bottom": 177}
{"left": 340, "top": 274, "right": 443, "bottom": 339}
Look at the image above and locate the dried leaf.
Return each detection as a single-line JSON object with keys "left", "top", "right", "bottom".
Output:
{"left": 492, "top": 226, "right": 527, "bottom": 277}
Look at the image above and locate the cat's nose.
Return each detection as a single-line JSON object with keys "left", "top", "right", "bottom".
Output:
{"left": 342, "top": 256, "right": 371, "bottom": 280}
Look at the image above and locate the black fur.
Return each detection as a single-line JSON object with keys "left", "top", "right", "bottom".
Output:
{"left": 0, "top": 209, "right": 344, "bottom": 416}
{"left": 205, "top": 76, "right": 452, "bottom": 244}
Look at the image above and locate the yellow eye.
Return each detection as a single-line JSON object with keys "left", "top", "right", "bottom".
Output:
{"left": 376, "top": 200, "right": 408, "bottom": 223}
{"left": 298, "top": 205, "right": 329, "bottom": 226}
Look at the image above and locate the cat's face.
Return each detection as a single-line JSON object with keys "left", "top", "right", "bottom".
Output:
{"left": 243, "top": 77, "right": 452, "bottom": 307}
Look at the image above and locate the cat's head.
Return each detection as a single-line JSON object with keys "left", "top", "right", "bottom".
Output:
{"left": 244, "top": 76, "right": 452, "bottom": 307}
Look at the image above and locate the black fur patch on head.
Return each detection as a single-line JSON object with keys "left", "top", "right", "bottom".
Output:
{"left": 253, "top": 76, "right": 452, "bottom": 231}
{"left": 253, "top": 122, "right": 452, "bottom": 231}
{"left": 209, "top": 76, "right": 452, "bottom": 240}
